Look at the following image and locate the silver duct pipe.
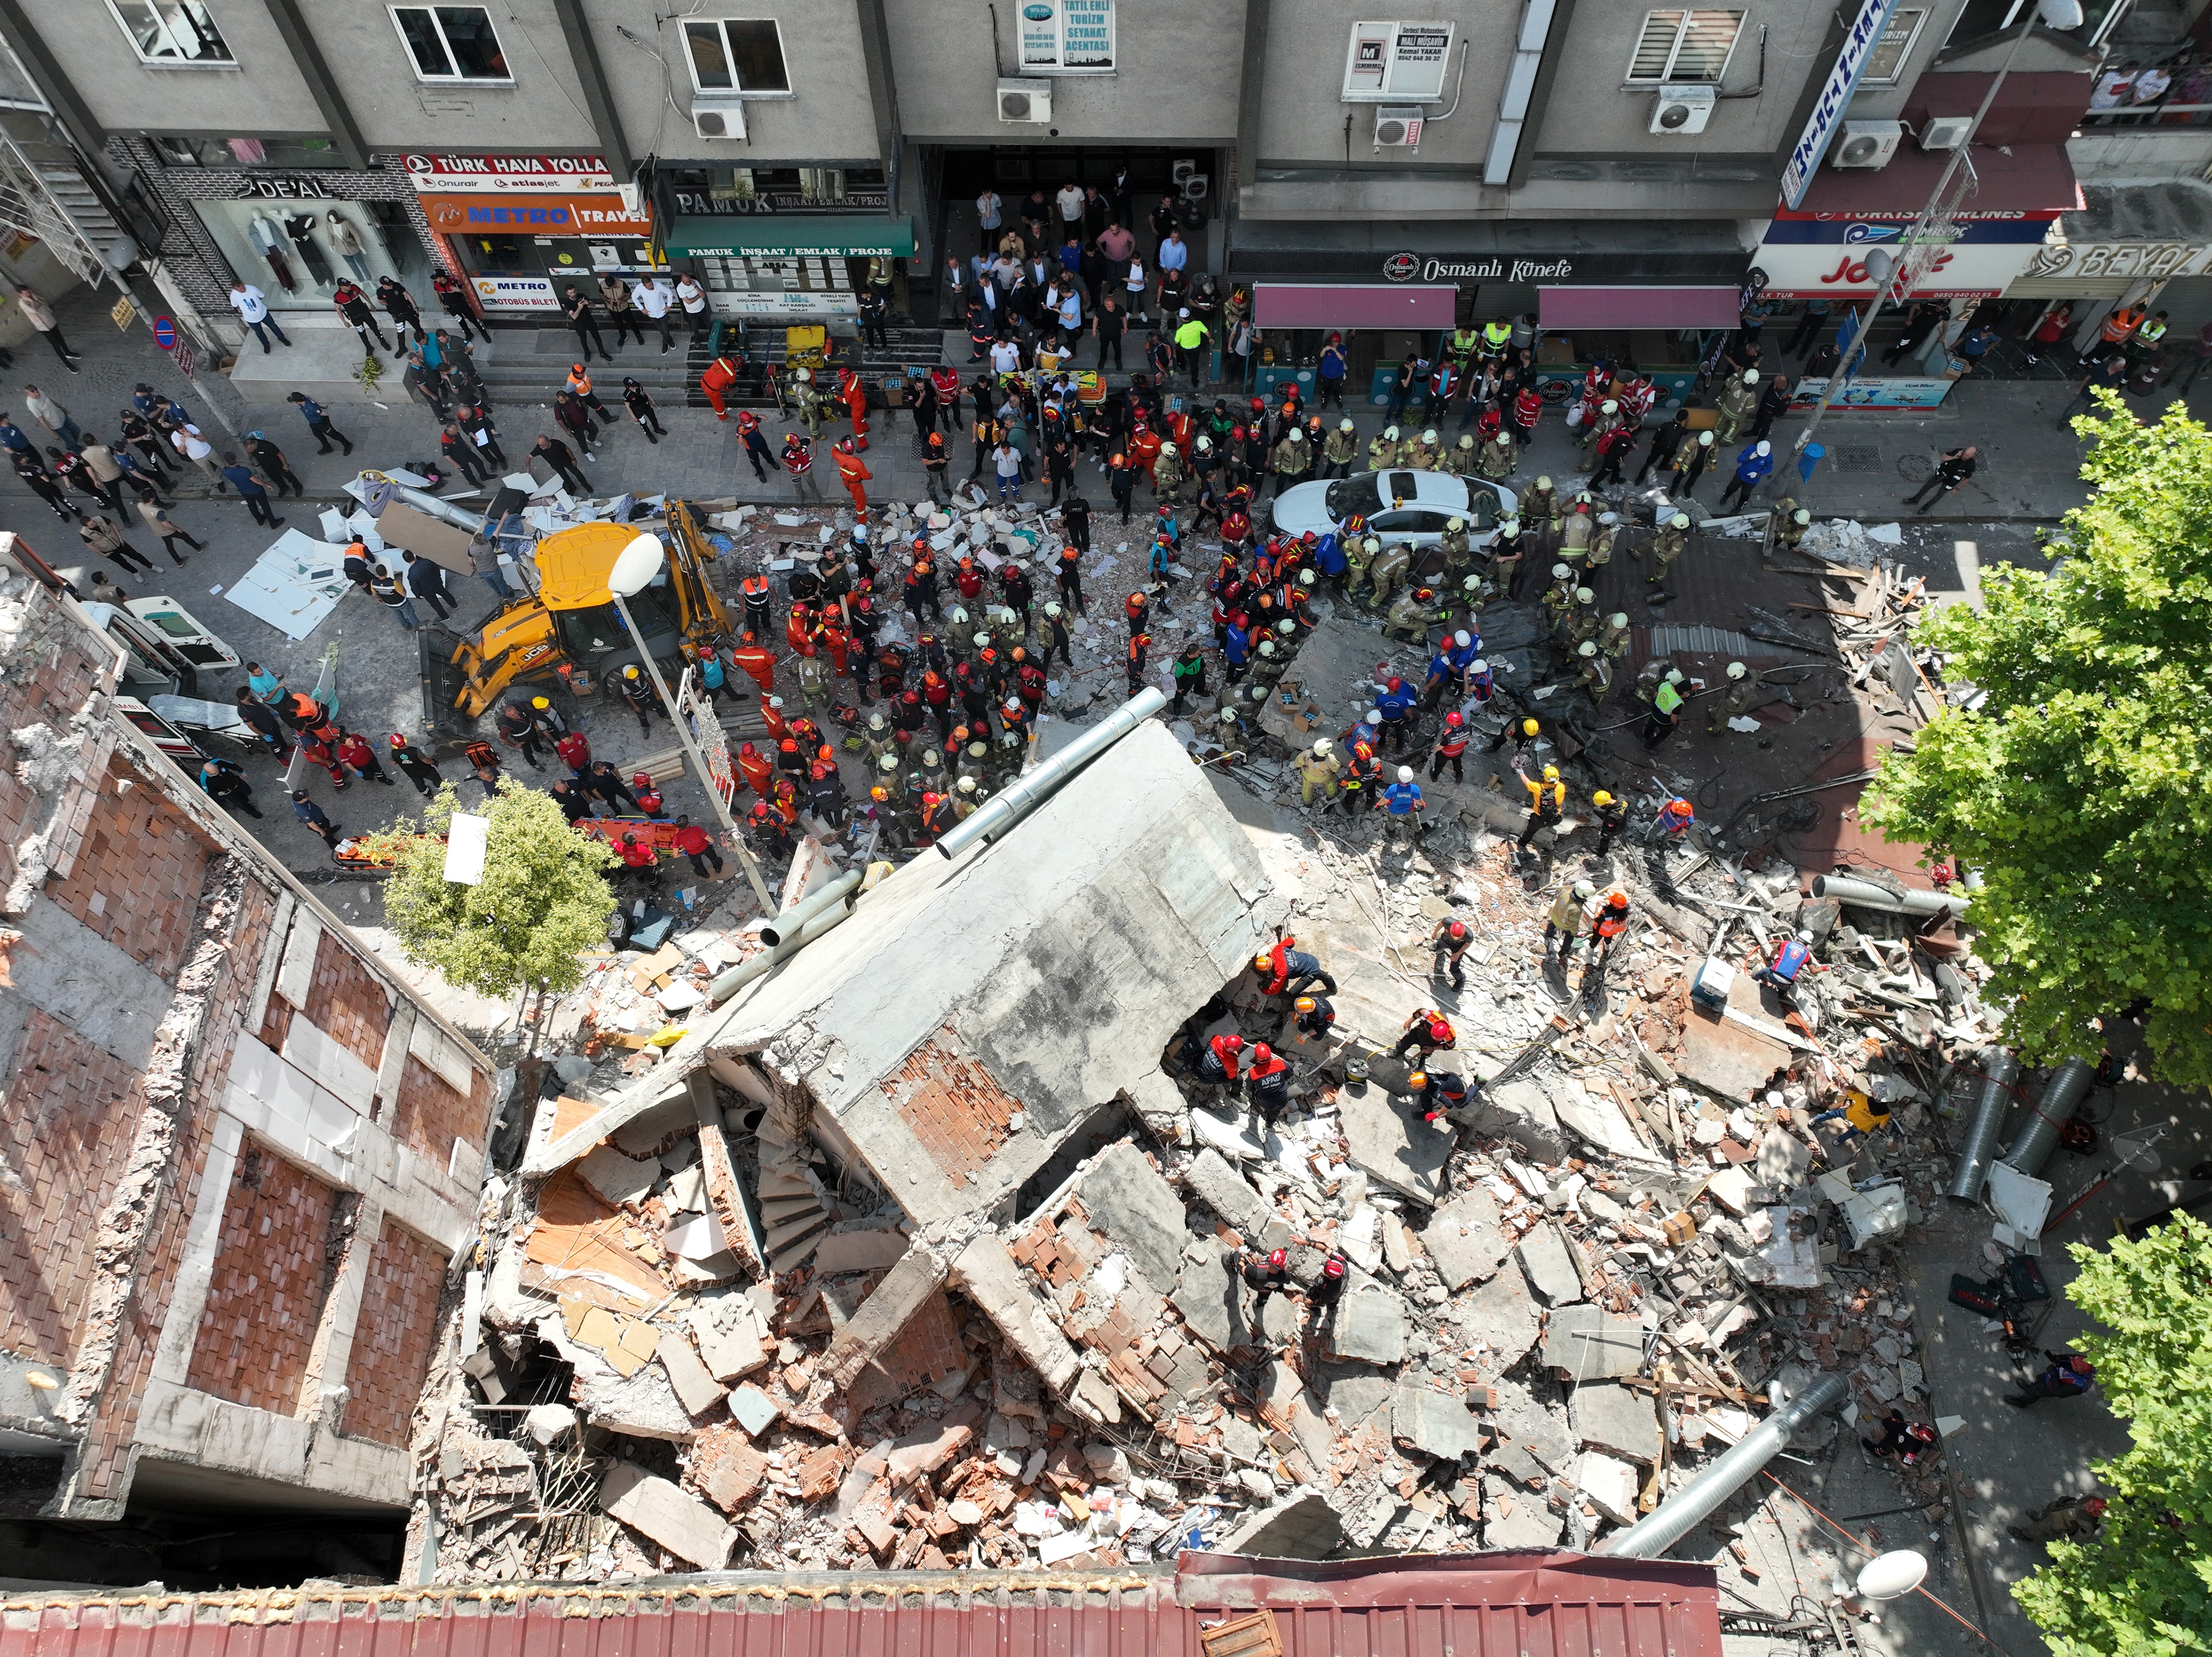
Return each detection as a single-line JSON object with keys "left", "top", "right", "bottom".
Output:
{"left": 758, "top": 869, "right": 863, "bottom": 947}
{"left": 362, "top": 473, "right": 488, "bottom": 533}
{"left": 1947, "top": 1049, "right": 2020, "bottom": 1203}
{"left": 1812, "top": 873, "right": 1970, "bottom": 919}
{"left": 706, "top": 902, "right": 853, "bottom": 1005}
{"left": 936, "top": 687, "right": 1167, "bottom": 860}
{"left": 1601, "top": 1373, "right": 1847, "bottom": 1559}
{"left": 2001, "top": 1055, "right": 2095, "bottom": 1180}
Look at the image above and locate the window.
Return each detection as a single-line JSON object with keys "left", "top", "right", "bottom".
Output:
{"left": 1017, "top": 0, "right": 1116, "bottom": 74}
{"left": 1863, "top": 8, "right": 1927, "bottom": 83}
{"left": 108, "top": 1, "right": 234, "bottom": 65}
{"left": 391, "top": 7, "right": 510, "bottom": 82}
{"left": 1946, "top": 0, "right": 2127, "bottom": 47}
{"left": 1625, "top": 9, "right": 1744, "bottom": 83}
{"left": 683, "top": 19, "right": 791, "bottom": 94}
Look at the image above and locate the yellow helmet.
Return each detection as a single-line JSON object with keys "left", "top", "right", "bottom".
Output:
{"left": 1521, "top": 718, "right": 1539, "bottom": 736}
{"left": 1543, "top": 764, "right": 1559, "bottom": 781}
{"left": 1592, "top": 790, "right": 1613, "bottom": 807}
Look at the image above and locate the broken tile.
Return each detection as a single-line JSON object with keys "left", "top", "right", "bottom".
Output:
{"left": 729, "top": 1382, "right": 781, "bottom": 1437}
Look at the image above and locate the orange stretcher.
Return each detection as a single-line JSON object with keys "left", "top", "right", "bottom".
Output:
{"left": 574, "top": 815, "right": 678, "bottom": 854}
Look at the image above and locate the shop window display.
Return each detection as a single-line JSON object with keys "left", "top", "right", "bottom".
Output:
{"left": 194, "top": 198, "right": 428, "bottom": 311}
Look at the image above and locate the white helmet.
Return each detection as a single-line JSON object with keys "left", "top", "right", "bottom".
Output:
{"left": 1578, "top": 641, "right": 1597, "bottom": 657}
{"left": 950, "top": 606, "right": 969, "bottom": 624}
{"left": 1286, "top": 427, "right": 1302, "bottom": 441}
{"left": 1726, "top": 660, "right": 1748, "bottom": 679}
{"left": 1697, "top": 430, "right": 1714, "bottom": 446}
{"left": 1422, "top": 428, "right": 1438, "bottom": 445}
{"left": 868, "top": 712, "right": 887, "bottom": 730}
{"left": 1797, "top": 928, "right": 1814, "bottom": 943}
{"left": 1499, "top": 517, "right": 1520, "bottom": 534}
{"left": 1743, "top": 368, "right": 1760, "bottom": 384}
{"left": 1160, "top": 441, "right": 1178, "bottom": 456}
{"left": 1313, "top": 738, "right": 1333, "bottom": 756}
{"left": 1044, "top": 601, "right": 1061, "bottom": 617}
{"left": 958, "top": 775, "right": 976, "bottom": 793}
{"left": 1470, "top": 658, "right": 1488, "bottom": 674}
{"left": 1258, "top": 640, "right": 1276, "bottom": 656}
{"left": 1340, "top": 418, "right": 1356, "bottom": 432}
{"left": 1446, "top": 517, "right": 1465, "bottom": 532}
{"left": 1384, "top": 425, "right": 1400, "bottom": 441}
{"left": 1194, "top": 436, "right": 1211, "bottom": 452}
{"left": 1600, "top": 399, "right": 1618, "bottom": 415}
{"left": 1458, "top": 434, "right": 1475, "bottom": 449}
{"left": 1551, "top": 562, "right": 1571, "bottom": 579}
{"left": 1366, "top": 707, "right": 1382, "bottom": 723}
{"left": 1598, "top": 512, "right": 1618, "bottom": 525}
{"left": 1454, "top": 630, "right": 1471, "bottom": 647}
{"left": 1671, "top": 512, "right": 1691, "bottom": 529}
{"left": 1278, "top": 617, "right": 1296, "bottom": 633}
{"left": 1754, "top": 440, "right": 1771, "bottom": 456}
{"left": 1536, "top": 475, "right": 1553, "bottom": 489}
{"left": 1398, "top": 766, "right": 1415, "bottom": 783}
{"left": 973, "top": 632, "right": 992, "bottom": 649}
{"left": 794, "top": 368, "right": 813, "bottom": 384}
{"left": 1665, "top": 667, "right": 1685, "bottom": 684}
{"left": 879, "top": 753, "right": 898, "bottom": 772}
{"left": 1609, "top": 612, "right": 1627, "bottom": 628}
{"left": 1363, "top": 536, "right": 1381, "bottom": 554}
{"left": 1575, "top": 587, "right": 1594, "bottom": 605}
{"left": 1794, "top": 508, "right": 1812, "bottom": 525}
{"left": 1574, "top": 880, "right": 1596, "bottom": 899}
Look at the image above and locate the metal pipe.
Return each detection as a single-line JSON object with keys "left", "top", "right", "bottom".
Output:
{"left": 364, "top": 474, "right": 489, "bottom": 533}
{"left": 706, "top": 902, "right": 852, "bottom": 1005}
{"left": 1947, "top": 1048, "right": 2020, "bottom": 1203}
{"left": 1811, "top": 873, "right": 1970, "bottom": 919}
{"left": 2001, "top": 1055, "right": 2095, "bottom": 1180}
{"left": 935, "top": 687, "right": 1167, "bottom": 860}
{"left": 758, "top": 868, "right": 863, "bottom": 947}
{"left": 1600, "top": 1373, "right": 1847, "bottom": 1559}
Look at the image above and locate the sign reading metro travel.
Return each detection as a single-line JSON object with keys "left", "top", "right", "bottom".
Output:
{"left": 1781, "top": 0, "right": 1903, "bottom": 211}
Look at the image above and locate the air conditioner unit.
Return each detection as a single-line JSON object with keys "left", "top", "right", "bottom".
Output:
{"left": 1374, "top": 106, "right": 1425, "bottom": 147}
{"left": 1649, "top": 84, "right": 1716, "bottom": 134}
{"left": 997, "top": 79, "right": 1052, "bottom": 123}
{"left": 1920, "top": 115, "right": 1974, "bottom": 151}
{"left": 691, "top": 101, "right": 746, "bottom": 141}
{"left": 1835, "top": 119, "right": 1904, "bottom": 169}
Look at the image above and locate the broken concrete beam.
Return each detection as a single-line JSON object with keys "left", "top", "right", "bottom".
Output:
{"left": 1572, "top": 1381, "right": 1662, "bottom": 1466}
{"left": 1393, "top": 1385, "right": 1488, "bottom": 1461}
{"left": 1076, "top": 1141, "right": 1188, "bottom": 1296}
{"left": 693, "top": 1074, "right": 765, "bottom": 1276}
{"left": 657, "top": 1330, "right": 729, "bottom": 1418}
{"left": 576, "top": 1143, "right": 661, "bottom": 1208}
{"left": 1516, "top": 1226, "right": 1586, "bottom": 1307}
{"left": 810, "top": 1224, "right": 911, "bottom": 1275}
{"left": 1421, "top": 1190, "right": 1509, "bottom": 1290}
{"left": 1541, "top": 1305, "right": 1644, "bottom": 1381}
{"left": 822, "top": 1247, "right": 949, "bottom": 1391}
{"left": 885, "top": 1399, "right": 983, "bottom": 1485}
{"left": 1576, "top": 1450, "right": 1642, "bottom": 1526}
{"left": 1460, "top": 1080, "right": 1569, "bottom": 1162}
{"left": 599, "top": 1462, "right": 736, "bottom": 1569}
{"left": 951, "top": 1232, "right": 1083, "bottom": 1396}
{"left": 1218, "top": 1491, "right": 1345, "bottom": 1560}
{"left": 1183, "top": 1147, "right": 1286, "bottom": 1247}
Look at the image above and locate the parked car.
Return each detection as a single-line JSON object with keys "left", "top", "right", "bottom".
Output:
{"left": 1270, "top": 468, "right": 1517, "bottom": 548}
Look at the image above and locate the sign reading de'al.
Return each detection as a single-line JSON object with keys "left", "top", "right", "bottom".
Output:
{"left": 405, "top": 153, "right": 614, "bottom": 194}
{"left": 1781, "top": 0, "right": 1902, "bottom": 211}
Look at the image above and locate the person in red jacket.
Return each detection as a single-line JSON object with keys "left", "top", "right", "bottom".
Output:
{"left": 730, "top": 631, "right": 777, "bottom": 693}
{"left": 1197, "top": 1031, "right": 1245, "bottom": 1095}
{"left": 1244, "top": 1041, "right": 1293, "bottom": 1124}
{"left": 700, "top": 353, "right": 741, "bottom": 420}
{"left": 736, "top": 740, "right": 775, "bottom": 800}
{"left": 673, "top": 814, "right": 725, "bottom": 878}
{"left": 835, "top": 436, "right": 872, "bottom": 514}
{"left": 1254, "top": 935, "right": 1336, "bottom": 999}
{"left": 631, "top": 771, "right": 665, "bottom": 816}
{"left": 617, "top": 832, "right": 659, "bottom": 893}
{"left": 335, "top": 731, "right": 393, "bottom": 786}
{"left": 555, "top": 729, "right": 591, "bottom": 775}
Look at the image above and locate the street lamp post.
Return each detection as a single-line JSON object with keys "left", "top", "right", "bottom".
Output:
{"left": 1791, "top": 0, "right": 2085, "bottom": 493}
{"left": 607, "top": 533, "right": 778, "bottom": 917}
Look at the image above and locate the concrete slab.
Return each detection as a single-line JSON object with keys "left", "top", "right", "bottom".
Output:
{"left": 728, "top": 1383, "right": 780, "bottom": 1437}
{"left": 1549, "top": 1079, "right": 1652, "bottom": 1160}
{"left": 1483, "top": 1489, "right": 1566, "bottom": 1549}
{"left": 1340, "top": 1088, "right": 1452, "bottom": 1206}
{"left": 599, "top": 1462, "right": 735, "bottom": 1569}
{"left": 1218, "top": 1491, "right": 1344, "bottom": 1559}
{"left": 1183, "top": 1147, "right": 1279, "bottom": 1245}
{"left": 1515, "top": 1225, "right": 1586, "bottom": 1306}
{"left": 576, "top": 1143, "right": 660, "bottom": 1208}
{"left": 1190, "top": 1106, "right": 1268, "bottom": 1159}
{"left": 1310, "top": 1366, "right": 1395, "bottom": 1431}
{"left": 1172, "top": 1237, "right": 1256, "bottom": 1354}
{"left": 655, "top": 1331, "right": 727, "bottom": 1418}
{"left": 1576, "top": 1450, "right": 1641, "bottom": 1525}
{"left": 822, "top": 1248, "right": 950, "bottom": 1390}
{"left": 1079, "top": 1141, "right": 1189, "bottom": 1295}
{"left": 1456, "top": 1261, "right": 1542, "bottom": 1368}
{"left": 1393, "top": 1385, "right": 1489, "bottom": 1461}
{"left": 1675, "top": 979, "right": 1797, "bottom": 1101}
{"left": 810, "top": 1224, "right": 910, "bottom": 1275}
{"left": 949, "top": 1232, "right": 1085, "bottom": 1398}
{"left": 1421, "top": 1190, "right": 1509, "bottom": 1290}
{"left": 1540, "top": 1304, "right": 1646, "bottom": 1381}
{"left": 1459, "top": 1079, "right": 1569, "bottom": 1162}
{"left": 1572, "top": 1381, "right": 1662, "bottom": 1465}
{"left": 1331, "top": 1285, "right": 1409, "bottom": 1365}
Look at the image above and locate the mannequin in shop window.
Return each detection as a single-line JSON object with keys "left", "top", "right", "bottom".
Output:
{"left": 284, "top": 211, "right": 334, "bottom": 287}
{"left": 325, "top": 209, "right": 370, "bottom": 284}
{"left": 248, "top": 212, "right": 297, "bottom": 292}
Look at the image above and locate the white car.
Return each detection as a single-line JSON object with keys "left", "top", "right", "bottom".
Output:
{"left": 1270, "top": 468, "right": 1517, "bottom": 548}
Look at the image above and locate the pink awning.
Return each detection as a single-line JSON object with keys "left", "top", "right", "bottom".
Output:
{"left": 1253, "top": 284, "right": 1458, "bottom": 329}
{"left": 1540, "top": 286, "right": 1745, "bottom": 329}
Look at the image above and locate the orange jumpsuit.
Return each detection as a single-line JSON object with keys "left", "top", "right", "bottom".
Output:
{"left": 730, "top": 640, "right": 776, "bottom": 692}
{"left": 841, "top": 372, "right": 869, "bottom": 436}
{"left": 1130, "top": 426, "right": 1162, "bottom": 478}
{"left": 701, "top": 356, "right": 741, "bottom": 419}
{"left": 736, "top": 743, "right": 775, "bottom": 798}
{"left": 836, "top": 448, "right": 872, "bottom": 513}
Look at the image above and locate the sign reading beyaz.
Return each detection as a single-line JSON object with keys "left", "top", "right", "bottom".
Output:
{"left": 1780, "top": 0, "right": 1902, "bottom": 211}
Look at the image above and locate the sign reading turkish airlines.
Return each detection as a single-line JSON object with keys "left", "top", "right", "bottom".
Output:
{"left": 420, "top": 193, "right": 652, "bottom": 238}
{"left": 403, "top": 153, "right": 614, "bottom": 194}
{"left": 1752, "top": 238, "right": 2042, "bottom": 299}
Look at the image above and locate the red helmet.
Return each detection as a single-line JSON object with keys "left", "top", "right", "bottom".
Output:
{"left": 1249, "top": 396, "right": 1266, "bottom": 414}
{"left": 1323, "top": 1256, "right": 1346, "bottom": 1279}
{"left": 1267, "top": 1248, "right": 1287, "bottom": 1269}
{"left": 1252, "top": 1042, "right": 1273, "bottom": 1065}
{"left": 1231, "top": 424, "right": 1247, "bottom": 441}
{"left": 1445, "top": 710, "right": 1463, "bottom": 726}
{"left": 1220, "top": 1034, "right": 1244, "bottom": 1052}
{"left": 632, "top": 771, "right": 652, "bottom": 788}
{"left": 1448, "top": 920, "right": 1468, "bottom": 939}
{"left": 1387, "top": 678, "right": 1404, "bottom": 693}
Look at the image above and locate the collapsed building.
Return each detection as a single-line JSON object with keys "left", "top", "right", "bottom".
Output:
{"left": 0, "top": 541, "right": 501, "bottom": 1580}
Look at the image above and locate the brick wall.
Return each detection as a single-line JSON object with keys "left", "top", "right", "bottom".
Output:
{"left": 184, "top": 1145, "right": 342, "bottom": 1416}
{"left": 301, "top": 930, "right": 391, "bottom": 1076}
{"left": 879, "top": 1034, "right": 1020, "bottom": 1191}
{"left": 342, "top": 1220, "right": 445, "bottom": 1448}
{"left": 0, "top": 602, "right": 105, "bottom": 900}
{"left": 42, "top": 762, "right": 210, "bottom": 979}
{"left": 391, "top": 1054, "right": 484, "bottom": 1170}
{"left": 0, "top": 1011, "right": 147, "bottom": 1368}
{"left": 848, "top": 1289, "right": 969, "bottom": 1415}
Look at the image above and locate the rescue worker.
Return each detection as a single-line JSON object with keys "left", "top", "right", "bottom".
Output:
{"left": 1306, "top": 1253, "right": 1349, "bottom": 1330}
{"left": 1597, "top": 610, "right": 1631, "bottom": 662}
{"left": 1243, "top": 1246, "right": 1290, "bottom": 1315}
{"left": 1296, "top": 738, "right": 1340, "bottom": 807}
{"left": 834, "top": 437, "right": 872, "bottom": 513}
{"left": 1520, "top": 475, "right": 1559, "bottom": 537}
{"left": 700, "top": 351, "right": 742, "bottom": 420}
{"left": 1646, "top": 511, "right": 1692, "bottom": 587}
{"left": 1714, "top": 367, "right": 1760, "bottom": 443}
{"left": 1436, "top": 517, "right": 1473, "bottom": 578}
{"left": 783, "top": 432, "right": 821, "bottom": 502}
{"left": 1429, "top": 709, "right": 1471, "bottom": 784}
{"left": 1365, "top": 538, "right": 1413, "bottom": 610}
{"left": 1576, "top": 638, "right": 1611, "bottom": 701}
{"left": 1671, "top": 429, "right": 1716, "bottom": 498}
{"left": 1707, "top": 660, "right": 1758, "bottom": 734}
{"left": 1588, "top": 789, "right": 1628, "bottom": 858}
{"left": 1429, "top": 915, "right": 1475, "bottom": 990}
{"left": 1751, "top": 927, "right": 1818, "bottom": 1005}
{"left": 1383, "top": 583, "right": 1436, "bottom": 644}
{"left": 1269, "top": 424, "right": 1309, "bottom": 497}
{"left": 1322, "top": 417, "right": 1358, "bottom": 479}
{"left": 1391, "top": 1007, "right": 1456, "bottom": 1066}
{"left": 1256, "top": 935, "right": 1336, "bottom": 999}
{"left": 1377, "top": 766, "right": 1425, "bottom": 847}
{"left": 1153, "top": 440, "right": 1185, "bottom": 504}
{"left": 1544, "top": 879, "right": 1596, "bottom": 964}
{"left": 1656, "top": 794, "right": 1696, "bottom": 844}
{"left": 1582, "top": 889, "right": 1632, "bottom": 991}
{"left": 1285, "top": 993, "right": 1335, "bottom": 1044}
{"left": 2004, "top": 1351, "right": 2097, "bottom": 1411}
{"left": 1198, "top": 1030, "right": 1246, "bottom": 1097}
{"left": 1587, "top": 512, "right": 1620, "bottom": 572}
{"left": 2009, "top": 1495, "right": 2107, "bottom": 1545}
{"left": 1367, "top": 423, "right": 1402, "bottom": 472}
{"left": 1333, "top": 738, "right": 1383, "bottom": 816}
{"left": 1517, "top": 762, "right": 1567, "bottom": 860}
{"left": 1244, "top": 1042, "right": 1293, "bottom": 1126}
{"left": 1492, "top": 515, "right": 1527, "bottom": 599}
{"left": 1643, "top": 668, "right": 1686, "bottom": 750}
{"left": 620, "top": 663, "right": 662, "bottom": 739}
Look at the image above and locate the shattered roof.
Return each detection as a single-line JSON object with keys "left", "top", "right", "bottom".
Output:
{"left": 0, "top": 1552, "right": 1721, "bottom": 1657}
{"left": 541, "top": 722, "right": 1272, "bottom": 1225}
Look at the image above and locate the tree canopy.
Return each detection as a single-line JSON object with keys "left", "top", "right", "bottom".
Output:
{"left": 2012, "top": 1214, "right": 2212, "bottom": 1655}
{"left": 362, "top": 778, "right": 617, "bottom": 1002}
{"left": 1863, "top": 391, "right": 2212, "bottom": 1085}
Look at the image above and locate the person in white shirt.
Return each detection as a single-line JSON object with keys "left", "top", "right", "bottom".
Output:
{"left": 228, "top": 280, "right": 291, "bottom": 353}
{"left": 1056, "top": 181, "right": 1084, "bottom": 226}
{"left": 169, "top": 420, "right": 223, "bottom": 487}
{"left": 1123, "top": 254, "right": 1148, "bottom": 322}
{"left": 636, "top": 277, "right": 675, "bottom": 351}
{"left": 988, "top": 336, "right": 1022, "bottom": 376}
{"left": 674, "top": 272, "right": 708, "bottom": 338}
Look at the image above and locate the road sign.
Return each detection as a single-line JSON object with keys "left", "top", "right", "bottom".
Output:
{"left": 111, "top": 296, "right": 137, "bottom": 330}
{"left": 173, "top": 339, "right": 195, "bottom": 377}
{"left": 152, "top": 315, "right": 177, "bottom": 350}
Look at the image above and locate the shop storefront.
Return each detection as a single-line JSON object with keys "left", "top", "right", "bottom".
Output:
{"left": 658, "top": 212, "right": 915, "bottom": 319}
{"left": 407, "top": 153, "right": 656, "bottom": 317}
{"left": 1999, "top": 184, "right": 2212, "bottom": 345}
{"left": 1229, "top": 227, "right": 1751, "bottom": 413}
{"left": 119, "top": 139, "right": 438, "bottom": 321}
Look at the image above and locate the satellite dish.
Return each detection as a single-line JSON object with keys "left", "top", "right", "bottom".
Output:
{"left": 1856, "top": 1550, "right": 1928, "bottom": 1601}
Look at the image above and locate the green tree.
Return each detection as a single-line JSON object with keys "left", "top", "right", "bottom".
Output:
{"left": 364, "top": 778, "right": 617, "bottom": 1001}
{"left": 2012, "top": 1215, "right": 2212, "bottom": 1655}
{"left": 1862, "top": 392, "right": 2212, "bottom": 1085}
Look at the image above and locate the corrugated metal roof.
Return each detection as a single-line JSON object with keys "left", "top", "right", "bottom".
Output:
{"left": 0, "top": 1553, "right": 1720, "bottom": 1657}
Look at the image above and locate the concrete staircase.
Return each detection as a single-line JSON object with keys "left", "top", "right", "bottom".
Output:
{"left": 472, "top": 321, "right": 948, "bottom": 413}
{"left": 752, "top": 1112, "right": 836, "bottom": 1274}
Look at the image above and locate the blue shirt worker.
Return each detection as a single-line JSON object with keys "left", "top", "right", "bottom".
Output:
{"left": 1378, "top": 768, "right": 1425, "bottom": 845}
{"left": 1751, "top": 928, "right": 1817, "bottom": 1004}
{"left": 1718, "top": 439, "right": 1774, "bottom": 514}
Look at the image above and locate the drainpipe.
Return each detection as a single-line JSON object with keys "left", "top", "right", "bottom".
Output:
{"left": 361, "top": 473, "right": 486, "bottom": 533}
{"left": 2000, "top": 1055, "right": 2095, "bottom": 1180}
{"left": 935, "top": 687, "right": 1166, "bottom": 859}
{"left": 1601, "top": 1373, "right": 1847, "bottom": 1559}
{"left": 707, "top": 901, "right": 853, "bottom": 1005}
{"left": 1947, "top": 1049, "right": 2019, "bottom": 1203}
{"left": 1811, "top": 873, "right": 1970, "bottom": 920}
{"left": 758, "top": 868, "right": 862, "bottom": 947}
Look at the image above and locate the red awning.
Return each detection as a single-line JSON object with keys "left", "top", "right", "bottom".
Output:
{"left": 1540, "top": 286, "right": 1745, "bottom": 329}
{"left": 1254, "top": 284, "right": 1458, "bottom": 329}
{"left": 1791, "top": 142, "right": 2080, "bottom": 217}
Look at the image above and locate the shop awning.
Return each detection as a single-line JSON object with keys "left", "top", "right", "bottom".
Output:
{"left": 1253, "top": 284, "right": 1457, "bottom": 329}
{"left": 1540, "top": 286, "right": 1744, "bottom": 329}
{"left": 1795, "top": 144, "right": 2081, "bottom": 218}
{"left": 661, "top": 214, "right": 914, "bottom": 259}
